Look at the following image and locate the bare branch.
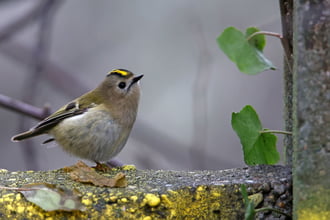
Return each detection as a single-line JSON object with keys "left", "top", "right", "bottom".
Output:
{"left": 16, "top": 0, "right": 63, "bottom": 170}
{"left": 0, "top": 94, "right": 49, "bottom": 120}
{"left": 279, "top": 0, "right": 294, "bottom": 166}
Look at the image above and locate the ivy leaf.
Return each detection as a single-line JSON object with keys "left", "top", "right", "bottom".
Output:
{"left": 245, "top": 27, "right": 266, "bottom": 51}
{"left": 231, "top": 105, "right": 280, "bottom": 165}
{"left": 217, "top": 26, "right": 276, "bottom": 75}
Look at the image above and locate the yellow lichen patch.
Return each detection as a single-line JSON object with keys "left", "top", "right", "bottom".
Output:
{"left": 167, "top": 190, "right": 178, "bottom": 196}
{"left": 130, "top": 195, "right": 138, "bottom": 202}
{"left": 127, "top": 207, "right": 136, "bottom": 213}
{"left": 195, "top": 185, "right": 206, "bottom": 200}
{"left": 15, "top": 193, "right": 22, "bottom": 200}
{"left": 85, "top": 192, "right": 93, "bottom": 197}
{"left": 103, "top": 204, "right": 114, "bottom": 217}
{"left": 109, "top": 195, "right": 118, "bottom": 202}
{"left": 3, "top": 193, "right": 15, "bottom": 202}
{"left": 143, "top": 193, "right": 161, "bottom": 207}
{"left": 160, "top": 194, "right": 170, "bottom": 205}
{"left": 121, "top": 164, "right": 136, "bottom": 171}
{"left": 298, "top": 209, "right": 330, "bottom": 220}
{"left": 120, "top": 197, "right": 128, "bottom": 203}
{"left": 81, "top": 192, "right": 93, "bottom": 206}
{"left": 211, "top": 192, "right": 221, "bottom": 198}
{"left": 16, "top": 206, "right": 25, "bottom": 214}
{"left": 81, "top": 197, "right": 92, "bottom": 206}
{"left": 159, "top": 185, "right": 242, "bottom": 219}
{"left": 142, "top": 216, "right": 152, "bottom": 220}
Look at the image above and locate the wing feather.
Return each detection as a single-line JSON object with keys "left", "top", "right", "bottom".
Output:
{"left": 11, "top": 101, "right": 91, "bottom": 141}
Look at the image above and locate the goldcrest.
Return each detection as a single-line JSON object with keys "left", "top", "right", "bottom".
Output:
{"left": 12, "top": 69, "right": 143, "bottom": 165}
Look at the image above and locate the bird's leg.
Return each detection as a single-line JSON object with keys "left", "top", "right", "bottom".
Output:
{"left": 93, "top": 161, "right": 112, "bottom": 172}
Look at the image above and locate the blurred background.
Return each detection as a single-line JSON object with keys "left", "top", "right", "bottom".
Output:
{"left": 0, "top": 0, "right": 283, "bottom": 171}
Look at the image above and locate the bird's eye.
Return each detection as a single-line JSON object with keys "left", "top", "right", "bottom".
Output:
{"left": 118, "top": 82, "right": 126, "bottom": 89}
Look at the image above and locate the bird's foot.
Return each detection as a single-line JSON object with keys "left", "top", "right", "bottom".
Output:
{"left": 93, "top": 162, "right": 112, "bottom": 172}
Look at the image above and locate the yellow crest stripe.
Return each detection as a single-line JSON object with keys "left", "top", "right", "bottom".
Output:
{"left": 108, "top": 69, "right": 129, "bottom": 76}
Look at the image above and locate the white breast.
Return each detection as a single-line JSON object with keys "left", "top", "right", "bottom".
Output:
{"left": 50, "top": 109, "right": 129, "bottom": 162}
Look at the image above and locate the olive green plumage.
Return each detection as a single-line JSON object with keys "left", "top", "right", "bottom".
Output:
{"left": 12, "top": 69, "right": 143, "bottom": 163}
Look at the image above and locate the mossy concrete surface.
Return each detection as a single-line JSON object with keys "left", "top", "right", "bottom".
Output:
{"left": 0, "top": 165, "right": 291, "bottom": 219}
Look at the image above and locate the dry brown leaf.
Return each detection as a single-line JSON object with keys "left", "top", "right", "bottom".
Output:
{"left": 63, "top": 161, "right": 127, "bottom": 187}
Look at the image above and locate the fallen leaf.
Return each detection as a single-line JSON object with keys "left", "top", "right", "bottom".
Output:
{"left": 18, "top": 183, "right": 85, "bottom": 212}
{"left": 64, "top": 161, "right": 127, "bottom": 187}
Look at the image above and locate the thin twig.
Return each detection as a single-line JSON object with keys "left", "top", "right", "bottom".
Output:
{"left": 18, "top": 0, "right": 63, "bottom": 170}
{"left": 279, "top": 0, "right": 294, "bottom": 166}
{"left": 279, "top": 0, "right": 293, "bottom": 62}
{"left": 0, "top": 94, "right": 49, "bottom": 120}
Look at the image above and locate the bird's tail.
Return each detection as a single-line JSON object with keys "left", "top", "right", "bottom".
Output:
{"left": 11, "top": 129, "right": 43, "bottom": 142}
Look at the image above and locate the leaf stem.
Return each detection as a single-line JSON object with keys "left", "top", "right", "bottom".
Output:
{"left": 246, "top": 31, "right": 292, "bottom": 73}
{"left": 255, "top": 207, "right": 292, "bottom": 218}
{"left": 246, "top": 31, "right": 282, "bottom": 41}
{"left": 260, "top": 129, "right": 292, "bottom": 135}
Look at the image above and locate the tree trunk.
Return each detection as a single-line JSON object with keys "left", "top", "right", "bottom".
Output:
{"left": 293, "top": 1, "right": 330, "bottom": 219}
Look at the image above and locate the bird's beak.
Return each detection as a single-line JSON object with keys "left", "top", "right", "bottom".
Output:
{"left": 131, "top": 75, "right": 144, "bottom": 84}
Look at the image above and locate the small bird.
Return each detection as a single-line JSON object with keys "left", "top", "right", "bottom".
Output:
{"left": 12, "top": 69, "right": 143, "bottom": 166}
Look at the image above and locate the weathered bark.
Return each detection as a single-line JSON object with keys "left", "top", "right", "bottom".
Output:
{"left": 293, "top": 0, "right": 330, "bottom": 219}
{"left": 279, "top": 0, "right": 294, "bottom": 166}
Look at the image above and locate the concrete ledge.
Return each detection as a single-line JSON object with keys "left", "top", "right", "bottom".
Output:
{"left": 0, "top": 165, "right": 291, "bottom": 219}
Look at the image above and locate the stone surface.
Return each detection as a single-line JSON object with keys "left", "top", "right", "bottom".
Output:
{"left": 0, "top": 165, "right": 292, "bottom": 219}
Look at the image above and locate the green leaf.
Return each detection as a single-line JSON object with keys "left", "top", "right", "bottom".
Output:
{"left": 217, "top": 26, "right": 276, "bottom": 75}
{"left": 240, "top": 185, "right": 249, "bottom": 205}
{"left": 240, "top": 185, "right": 256, "bottom": 220}
{"left": 231, "top": 105, "right": 280, "bottom": 165}
{"left": 245, "top": 27, "right": 265, "bottom": 51}
{"left": 245, "top": 202, "right": 256, "bottom": 220}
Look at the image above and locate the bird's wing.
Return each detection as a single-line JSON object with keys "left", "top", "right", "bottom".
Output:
{"left": 11, "top": 100, "right": 97, "bottom": 141}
